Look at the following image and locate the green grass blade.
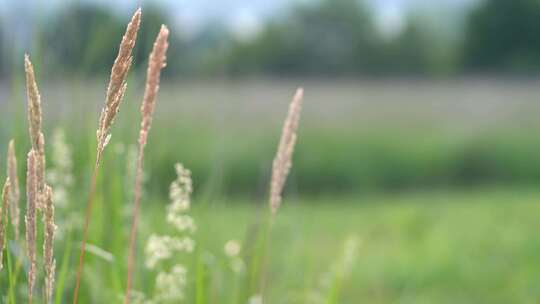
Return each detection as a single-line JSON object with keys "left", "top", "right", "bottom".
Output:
{"left": 55, "top": 232, "right": 73, "bottom": 304}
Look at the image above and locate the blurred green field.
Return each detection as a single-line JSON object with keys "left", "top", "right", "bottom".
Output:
{"left": 26, "top": 188, "right": 540, "bottom": 303}
{"left": 3, "top": 79, "right": 540, "bottom": 197}
{"left": 2, "top": 79, "right": 540, "bottom": 302}
{"left": 238, "top": 189, "right": 540, "bottom": 304}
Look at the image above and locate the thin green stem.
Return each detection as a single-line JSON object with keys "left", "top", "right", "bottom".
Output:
{"left": 124, "top": 147, "right": 145, "bottom": 304}
{"left": 247, "top": 211, "right": 274, "bottom": 299}
{"left": 73, "top": 157, "right": 101, "bottom": 304}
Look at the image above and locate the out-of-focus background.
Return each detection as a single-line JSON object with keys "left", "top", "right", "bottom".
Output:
{"left": 3, "top": 0, "right": 540, "bottom": 195}
{"left": 2, "top": 0, "right": 540, "bottom": 303}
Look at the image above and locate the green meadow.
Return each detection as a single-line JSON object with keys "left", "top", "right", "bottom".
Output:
{"left": 1, "top": 79, "right": 540, "bottom": 303}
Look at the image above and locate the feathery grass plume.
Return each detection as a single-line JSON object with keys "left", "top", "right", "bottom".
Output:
{"left": 138, "top": 25, "right": 169, "bottom": 147}
{"left": 25, "top": 150, "right": 38, "bottom": 303}
{"left": 25, "top": 56, "right": 46, "bottom": 209}
{"left": 125, "top": 25, "right": 169, "bottom": 304}
{"left": 255, "top": 88, "right": 304, "bottom": 299}
{"left": 7, "top": 140, "right": 20, "bottom": 240}
{"left": 24, "top": 55, "right": 42, "bottom": 152}
{"left": 96, "top": 8, "right": 142, "bottom": 157}
{"left": 269, "top": 88, "right": 304, "bottom": 215}
{"left": 74, "top": 9, "right": 141, "bottom": 304}
{"left": 0, "top": 179, "right": 9, "bottom": 270}
{"left": 43, "top": 185, "right": 56, "bottom": 303}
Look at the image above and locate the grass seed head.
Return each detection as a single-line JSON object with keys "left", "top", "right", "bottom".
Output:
{"left": 97, "top": 8, "right": 142, "bottom": 155}
{"left": 0, "top": 179, "right": 10, "bottom": 270}
{"left": 43, "top": 185, "right": 56, "bottom": 303}
{"left": 269, "top": 88, "right": 304, "bottom": 215}
{"left": 36, "top": 133, "right": 46, "bottom": 209}
{"left": 24, "top": 56, "right": 47, "bottom": 210}
{"left": 7, "top": 140, "right": 20, "bottom": 239}
{"left": 139, "top": 25, "right": 169, "bottom": 147}
{"left": 125, "top": 26, "right": 169, "bottom": 304}
{"left": 25, "top": 150, "right": 38, "bottom": 302}
{"left": 24, "top": 55, "right": 42, "bottom": 151}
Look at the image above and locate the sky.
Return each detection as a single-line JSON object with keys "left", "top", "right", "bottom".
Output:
{"left": 0, "top": 0, "right": 480, "bottom": 39}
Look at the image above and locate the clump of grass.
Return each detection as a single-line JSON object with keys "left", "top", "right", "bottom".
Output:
{"left": 1, "top": 9, "right": 315, "bottom": 303}
{"left": 125, "top": 24, "right": 169, "bottom": 304}
{"left": 73, "top": 8, "right": 141, "bottom": 303}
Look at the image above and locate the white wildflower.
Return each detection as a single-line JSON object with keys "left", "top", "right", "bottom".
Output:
{"left": 46, "top": 128, "right": 78, "bottom": 238}
{"left": 46, "top": 128, "right": 73, "bottom": 209}
{"left": 126, "top": 290, "right": 152, "bottom": 304}
{"left": 248, "top": 294, "right": 263, "bottom": 304}
{"left": 224, "top": 239, "right": 245, "bottom": 274}
{"left": 154, "top": 265, "right": 187, "bottom": 302}
{"left": 165, "top": 163, "right": 195, "bottom": 233}
{"left": 145, "top": 235, "right": 194, "bottom": 269}
{"left": 169, "top": 164, "right": 192, "bottom": 208}
{"left": 145, "top": 235, "right": 170, "bottom": 269}
{"left": 224, "top": 240, "right": 241, "bottom": 257}
{"left": 166, "top": 213, "right": 196, "bottom": 232}
{"left": 230, "top": 258, "right": 245, "bottom": 274}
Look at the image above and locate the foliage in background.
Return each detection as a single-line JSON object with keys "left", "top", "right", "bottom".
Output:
{"left": 3, "top": 0, "right": 540, "bottom": 78}
{"left": 462, "top": 0, "right": 540, "bottom": 72}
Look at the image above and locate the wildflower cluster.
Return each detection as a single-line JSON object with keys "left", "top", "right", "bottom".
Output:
{"left": 47, "top": 129, "right": 77, "bottom": 237}
{"left": 138, "top": 163, "right": 195, "bottom": 303}
{"left": 47, "top": 129, "right": 73, "bottom": 209}
{"left": 224, "top": 239, "right": 245, "bottom": 274}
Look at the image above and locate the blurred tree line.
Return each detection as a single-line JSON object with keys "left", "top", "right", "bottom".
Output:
{"left": 1, "top": 0, "right": 540, "bottom": 78}
{"left": 463, "top": 0, "right": 540, "bottom": 73}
